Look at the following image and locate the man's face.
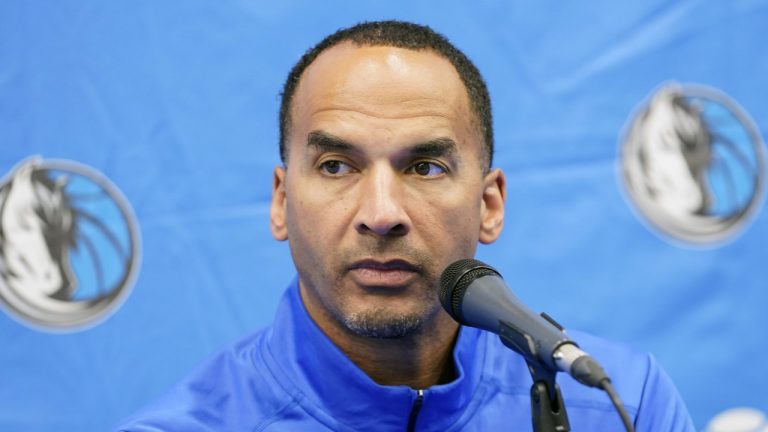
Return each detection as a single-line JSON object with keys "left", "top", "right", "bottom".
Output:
{"left": 270, "top": 43, "right": 505, "bottom": 339}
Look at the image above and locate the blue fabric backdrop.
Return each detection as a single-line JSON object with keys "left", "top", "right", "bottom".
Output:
{"left": 1, "top": 1, "right": 766, "bottom": 430}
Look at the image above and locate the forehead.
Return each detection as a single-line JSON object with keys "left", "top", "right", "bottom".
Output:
{"left": 288, "top": 42, "right": 479, "bottom": 157}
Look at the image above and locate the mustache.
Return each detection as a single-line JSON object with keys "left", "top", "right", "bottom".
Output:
{"left": 337, "top": 239, "right": 436, "bottom": 277}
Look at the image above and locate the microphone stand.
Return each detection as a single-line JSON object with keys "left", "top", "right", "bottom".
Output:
{"left": 499, "top": 321, "right": 571, "bottom": 432}
{"left": 526, "top": 360, "right": 570, "bottom": 432}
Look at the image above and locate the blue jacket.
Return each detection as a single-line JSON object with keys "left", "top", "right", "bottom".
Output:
{"left": 117, "top": 278, "right": 695, "bottom": 431}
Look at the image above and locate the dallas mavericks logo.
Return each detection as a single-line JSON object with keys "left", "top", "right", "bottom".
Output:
{"left": 0, "top": 157, "right": 140, "bottom": 330}
{"left": 621, "top": 83, "right": 765, "bottom": 244}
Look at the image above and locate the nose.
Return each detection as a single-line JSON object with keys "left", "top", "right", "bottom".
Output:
{"left": 353, "top": 166, "right": 411, "bottom": 237}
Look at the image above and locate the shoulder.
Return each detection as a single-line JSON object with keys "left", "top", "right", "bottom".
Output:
{"left": 480, "top": 329, "right": 695, "bottom": 431}
{"left": 478, "top": 328, "right": 651, "bottom": 395}
{"left": 566, "top": 330, "right": 695, "bottom": 431}
{"left": 114, "top": 328, "right": 303, "bottom": 432}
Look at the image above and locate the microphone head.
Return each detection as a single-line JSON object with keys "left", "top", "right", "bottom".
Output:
{"left": 439, "top": 259, "right": 501, "bottom": 322}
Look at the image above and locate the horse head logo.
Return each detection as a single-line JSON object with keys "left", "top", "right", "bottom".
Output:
{"left": 0, "top": 157, "right": 140, "bottom": 331}
{"left": 635, "top": 87, "right": 713, "bottom": 216}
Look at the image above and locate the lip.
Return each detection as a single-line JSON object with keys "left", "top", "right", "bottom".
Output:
{"left": 347, "top": 259, "right": 420, "bottom": 287}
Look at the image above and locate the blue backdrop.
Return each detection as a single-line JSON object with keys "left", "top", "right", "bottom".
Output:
{"left": 1, "top": 1, "right": 766, "bottom": 430}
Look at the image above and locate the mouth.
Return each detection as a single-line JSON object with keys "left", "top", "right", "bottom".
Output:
{"left": 347, "top": 259, "right": 421, "bottom": 288}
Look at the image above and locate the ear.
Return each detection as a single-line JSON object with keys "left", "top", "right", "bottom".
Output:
{"left": 270, "top": 165, "right": 289, "bottom": 241}
{"left": 479, "top": 168, "right": 506, "bottom": 244}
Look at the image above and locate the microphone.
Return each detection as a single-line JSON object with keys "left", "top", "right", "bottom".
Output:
{"left": 439, "top": 258, "right": 609, "bottom": 388}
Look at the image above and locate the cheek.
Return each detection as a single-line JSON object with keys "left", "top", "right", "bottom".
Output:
{"left": 284, "top": 201, "right": 335, "bottom": 287}
{"left": 416, "top": 191, "right": 482, "bottom": 246}
{"left": 284, "top": 181, "right": 352, "bottom": 256}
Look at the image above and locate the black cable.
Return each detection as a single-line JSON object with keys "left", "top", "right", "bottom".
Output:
{"left": 600, "top": 379, "right": 635, "bottom": 432}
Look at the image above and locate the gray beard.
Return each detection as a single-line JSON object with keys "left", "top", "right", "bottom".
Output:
{"left": 342, "top": 310, "right": 424, "bottom": 339}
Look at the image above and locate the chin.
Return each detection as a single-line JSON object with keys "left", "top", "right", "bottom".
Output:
{"left": 341, "top": 309, "right": 425, "bottom": 339}
{"left": 339, "top": 297, "right": 440, "bottom": 337}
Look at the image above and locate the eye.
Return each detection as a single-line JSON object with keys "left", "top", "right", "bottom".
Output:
{"left": 409, "top": 161, "right": 446, "bottom": 177}
{"left": 319, "top": 160, "right": 353, "bottom": 176}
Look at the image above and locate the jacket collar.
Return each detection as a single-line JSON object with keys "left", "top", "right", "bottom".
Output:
{"left": 263, "top": 277, "right": 487, "bottom": 431}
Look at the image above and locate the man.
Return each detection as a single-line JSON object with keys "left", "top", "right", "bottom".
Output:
{"left": 117, "top": 21, "right": 694, "bottom": 431}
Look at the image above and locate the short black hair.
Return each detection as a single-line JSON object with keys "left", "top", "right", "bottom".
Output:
{"left": 279, "top": 20, "right": 494, "bottom": 168}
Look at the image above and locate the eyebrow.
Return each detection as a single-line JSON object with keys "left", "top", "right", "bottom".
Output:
{"left": 409, "top": 137, "right": 458, "bottom": 159}
{"left": 307, "top": 131, "right": 356, "bottom": 153}
{"left": 307, "top": 130, "right": 458, "bottom": 160}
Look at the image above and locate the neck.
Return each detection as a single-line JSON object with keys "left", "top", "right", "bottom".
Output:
{"left": 300, "top": 286, "right": 460, "bottom": 389}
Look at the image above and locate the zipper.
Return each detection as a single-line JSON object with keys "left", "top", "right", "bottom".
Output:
{"left": 406, "top": 389, "right": 424, "bottom": 432}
